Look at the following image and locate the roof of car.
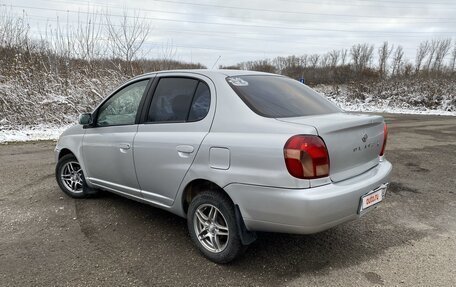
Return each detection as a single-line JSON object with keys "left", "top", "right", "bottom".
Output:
{"left": 134, "top": 69, "right": 276, "bottom": 79}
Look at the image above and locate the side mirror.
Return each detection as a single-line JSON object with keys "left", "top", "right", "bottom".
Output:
{"left": 79, "top": 113, "right": 93, "bottom": 126}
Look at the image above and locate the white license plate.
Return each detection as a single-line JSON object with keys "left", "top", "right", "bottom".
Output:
{"left": 359, "top": 188, "right": 384, "bottom": 212}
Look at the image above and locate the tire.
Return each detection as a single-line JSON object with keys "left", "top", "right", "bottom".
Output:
{"left": 55, "top": 154, "right": 97, "bottom": 198}
{"left": 187, "top": 191, "right": 246, "bottom": 264}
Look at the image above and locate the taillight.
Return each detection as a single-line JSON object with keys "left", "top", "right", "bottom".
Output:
{"left": 379, "top": 123, "right": 388, "bottom": 156}
{"left": 284, "top": 135, "right": 330, "bottom": 179}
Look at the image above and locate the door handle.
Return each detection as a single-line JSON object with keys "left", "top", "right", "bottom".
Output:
{"left": 119, "top": 143, "right": 131, "bottom": 150}
{"left": 176, "top": 145, "right": 194, "bottom": 154}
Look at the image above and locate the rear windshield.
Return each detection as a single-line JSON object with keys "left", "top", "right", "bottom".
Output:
{"left": 226, "top": 75, "right": 340, "bottom": 118}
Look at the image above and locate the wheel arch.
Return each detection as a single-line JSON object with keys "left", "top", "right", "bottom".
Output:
{"left": 181, "top": 178, "right": 234, "bottom": 215}
{"left": 58, "top": 148, "right": 76, "bottom": 160}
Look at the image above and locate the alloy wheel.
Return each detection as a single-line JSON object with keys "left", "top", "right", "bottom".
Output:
{"left": 193, "top": 204, "right": 229, "bottom": 253}
{"left": 60, "top": 161, "right": 84, "bottom": 194}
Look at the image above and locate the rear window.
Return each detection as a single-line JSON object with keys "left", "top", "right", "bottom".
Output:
{"left": 226, "top": 75, "right": 340, "bottom": 118}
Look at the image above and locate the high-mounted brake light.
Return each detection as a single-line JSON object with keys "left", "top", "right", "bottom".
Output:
{"left": 379, "top": 123, "right": 388, "bottom": 156}
{"left": 284, "top": 135, "right": 330, "bottom": 179}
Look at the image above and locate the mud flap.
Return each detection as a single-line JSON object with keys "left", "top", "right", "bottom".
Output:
{"left": 82, "top": 174, "right": 99, "bottom": 196}
{"left": 234, "top": 205, "right": 257, "bottom": 245}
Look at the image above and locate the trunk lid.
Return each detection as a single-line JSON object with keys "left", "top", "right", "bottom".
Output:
{"left": 277, "top": 113, "right": 384, "bottom": 182}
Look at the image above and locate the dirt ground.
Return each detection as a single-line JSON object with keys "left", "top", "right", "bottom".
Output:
{"left": 1, "top": 113, "right": 455, "bottom": 286}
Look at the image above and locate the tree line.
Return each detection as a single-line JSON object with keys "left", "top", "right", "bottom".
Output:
{"left": 221, "top": 40, "right": 456, "bottom": 85}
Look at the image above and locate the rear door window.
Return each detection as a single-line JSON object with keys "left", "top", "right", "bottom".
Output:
{"left": 147, "top": 78, "right": 198, "bottom": 122}
{"left": 227, "top": 75, "right": 340, "bottom": 118}
{"left": 147, "top": 77, "right": 211, "bottom": 123}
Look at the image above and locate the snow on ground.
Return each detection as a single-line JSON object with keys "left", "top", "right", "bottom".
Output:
{"left": 0, "top": 124, "right": 73, "bottom": 143}
{"left": 314, "top": 83, "right": 456, "bottom": 116}
{"left": 329, "top": 97, "right": 456, "bottom": 116}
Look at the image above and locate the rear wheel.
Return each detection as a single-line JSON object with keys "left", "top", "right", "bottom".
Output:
{"left": 55, "top": 154, "right": 97, "bottom": 198}
{"left": 187, "top": 191, "right": 246, "bottom": 263}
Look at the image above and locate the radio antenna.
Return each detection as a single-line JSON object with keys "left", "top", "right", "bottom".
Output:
{"left": 211, "top": 55, "right": 221, "bottom": 69}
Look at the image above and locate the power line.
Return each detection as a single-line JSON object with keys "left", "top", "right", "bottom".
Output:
{"left": 22, "top": 20, "right": 421, "bottom": 56}
{"left": 39, "top": 0, "right": 456, "bottom": 12}
{"left": 22, "top": 25, "right": 421, "bottom": 57}
{"left": 115, "top": 0, "right": 456, "bottom": 20}
{"left": 22, "top": 14, "right": 449, "bottom": 44}
{"left": 31, "top": 0, "right": 456, "bottom": 24}
{"left": 4, "top": 4, "right": 456, "bottom": 35}
{"left": 90, "top": 40, "right": 418, "bottom": 55}
{"left": 42, "top": 0, "right": 456, "bottom": 10}
{"left": 6, "top": 0, "right": 456, "bottom": 21}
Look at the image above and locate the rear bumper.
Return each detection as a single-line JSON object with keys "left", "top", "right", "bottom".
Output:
{"left": 224, "top": 160, "right": 392, "bottom": 234}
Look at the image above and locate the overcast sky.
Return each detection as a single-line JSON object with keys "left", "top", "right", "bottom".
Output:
{"left": 2, "top": 0, "right": 456, "bottom": 67}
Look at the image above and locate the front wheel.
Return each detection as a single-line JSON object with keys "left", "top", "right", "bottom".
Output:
{"left": 187, "top": 191, "right": 246, "bottom": 263}
{"left": 55, "top": 154, "right": 96, "bottom": 198}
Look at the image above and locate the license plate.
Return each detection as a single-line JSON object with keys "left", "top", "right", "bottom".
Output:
{"left": 359, "top": 185, "right": 387, "bottom": 213}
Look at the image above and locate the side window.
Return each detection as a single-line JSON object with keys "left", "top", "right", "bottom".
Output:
{"left": 147, "top": 78, "right": 199, "bottom": 122}
{"left": 97, "top": 80, "right": 149, "bottom": 127}
{"left": 188, "top": 82, "right": 211, "bottom": 122}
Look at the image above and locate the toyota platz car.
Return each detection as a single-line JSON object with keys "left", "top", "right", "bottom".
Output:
{"left": 55, "top": 70, "right": 392, "bottom": 263}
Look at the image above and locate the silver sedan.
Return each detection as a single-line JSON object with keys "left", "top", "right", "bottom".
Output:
{"left": 55, "top": 70, "right": 392, "bottom": 263}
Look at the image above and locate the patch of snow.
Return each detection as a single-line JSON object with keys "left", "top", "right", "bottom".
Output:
{"left": 0, "top": 124, "right": 73, "bottom": 143}
{"left": 314, "top": 83, "right": 456, "bottom": 117}
{"left": 332, "top": 99, "right": 456, "bottom": 116}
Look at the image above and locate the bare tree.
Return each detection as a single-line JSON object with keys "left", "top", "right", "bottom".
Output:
{"left": 106, "top": 10, "right": 151, "bottom": 75}
{"left": 391, "top": 46, "right": 404, "bottom": 76}
{"left": 285, "top": 55, "right": 299, "bottom": 68}
{"left": 351, "top": 43, "right": 374, "bottom": 72}
{"left": 74, "top": 10, "right": 105, "bottom": 69}
{"left": 350, "top": 44, "right": 362, "bottom": 71}
{"left": 44, "top": 14, "right": 75, "bottom": 75}
{"left": 300, "top": 54, "right": 308, "bottom": 68}
{"left": 415, "top": 40, "right": 430, "bottom": 73}
{"left": 378, "top": 41, "right": 393, "bottom": 77}
{"left": 319, "top": 53, "right": 330, "bottom": 68}
{"left": 309, "top": 54, "right": 320, "bottom": 68}
{"left": 272, "top": 56, "right": 286, "bottom": 73}
{"left": 0, "top": 7, "right": 30, "bottom": 49}
{"left": 360, "top": 44, "right": 374, "bottom": 70}
{"left": 425, "top": 40, "right": 438, "bottom": 71}
{"left": 329, "top": 50, "right": 340, "bottom": 67}
{"left": 403, "top": 62, "right": 413, "bottom": 76}
{"left": 451, "top": 42, "right": 456, "bottom": 71}
{"left": 433, "top": 38, "right": 451, "bottom": 71}
{"left": 241, "top": 59, "right": 275, "bottom": 73}
{"left": 155, "top": 40, "right": 179, "bottom": 70}
{"left": 340, "top": 49, "right": 348, "bottom": 66}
